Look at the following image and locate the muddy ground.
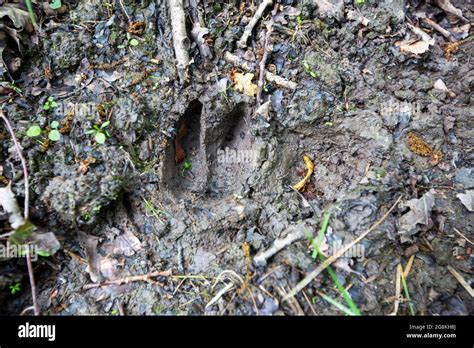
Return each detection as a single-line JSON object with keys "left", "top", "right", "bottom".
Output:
{"left": 0, "top": 0, "right": 473, "bottom": 315}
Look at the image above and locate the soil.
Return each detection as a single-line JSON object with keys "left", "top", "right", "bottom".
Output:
{"left": 0, "top": 0, "right": 473, "bottom": 316}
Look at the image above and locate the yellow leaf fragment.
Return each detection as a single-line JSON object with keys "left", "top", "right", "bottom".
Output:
{"left": 292, "top": 155, "right": 314, "bottom": 191}
{"left": 233, "top": 72, "right": 258, "bottom": 97}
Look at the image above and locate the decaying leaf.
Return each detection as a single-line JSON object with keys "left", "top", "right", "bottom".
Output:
{"left": 233, "top": 72, "right": 258, "bottom": 97}
{"left": 396, "top": 24, "right": 434, "bottom": 56}
{"left": 456, "top": 190, "right": 473, "bottom": 212}
{"left": 293, "top": 155, "right": 315, "bottom": 191}
{"left": 0, "top": 3, "right": 36, "bottom": 75}
{"left": 398, "top": 190, "right": 436, "bottom": 241}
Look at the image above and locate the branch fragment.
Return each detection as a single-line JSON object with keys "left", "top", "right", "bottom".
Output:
{"left": 168, "top": 0, "right": 191, "bottom": 84}
{"left": 237, "top": 0, "right": 273, "bottom": 49}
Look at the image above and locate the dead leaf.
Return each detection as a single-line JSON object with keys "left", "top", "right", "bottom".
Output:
{"left": 396, "top": 24, "right": 434, "bottom": 56}
{"left": 398, "top": 190, "right": 436, "bottom": 241}
{"left": 233, "top": 72, "right": 258, "bottom": 97}
{"left": 0, "top": 3, "right": 36, "bottom": 75}
{"left": 457, "top": 191, "right": 473, "bottom": 212}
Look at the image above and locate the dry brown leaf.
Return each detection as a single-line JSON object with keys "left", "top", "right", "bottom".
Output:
{"left": 233, "top": 72, "right": 258, "bottom": 97}
{"left": 396, "top": 24, "right": 434, "bottom": 56}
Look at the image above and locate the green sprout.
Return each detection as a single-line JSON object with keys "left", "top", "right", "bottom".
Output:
{"left": 48, "top": 121, "right": 61, "bottom": 141}
{"left": 26, "top": 121, "right": 62, "bottom": 143}
{"left": 43, "top": 96, "right": 58, "bottom": 111}
{"left": 356, "top": 0, "right": 365, "bottom": 4}
{"left": 303, "top": 62, "right": 317, "bottom": 78}
{"left": 9, "top": 283, "right": 21, "bottom": 295}
{"left": 86, "top": 121, "right": 111, "bottom": 144}
{"left": 181, "top": 159, "right": 192, "bottom": 176}
{"left": 118, "top": 33, "right": 140, "bottom": 49}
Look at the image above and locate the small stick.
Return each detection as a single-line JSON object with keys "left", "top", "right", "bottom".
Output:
{"left": 84, "top": 270, "right": 172, "bottom": 289}
{"left": 254, "top": 227, "right": 305, "bottom": 266}
{"left": 0, "top": 110, "right": 29, "bottom": 218}
{"left": 447, "top": 266, "right": 474, "bottom": 298}
{"left": 391, "top": 264, "right": 402, "bottom": 316}
{"left": 0, "top": 110, "right": 38, "bottom": 316}
{"left": 190, "top": 0, "right": 213, "bottom": 65}
{"left": 117, "top": 0, "right": 131, "bottom": 23}
{"left": 26, "top": 251, "right": 39, "bottom": 316}
{"left": 237, "top": 0, "right": 273, "bottom": 49}
{"left": 422, "top": 17, "right": 451, "bottom": 39}
{"left": 257, "top": 24, "right": 272, "bottom": 106}
{"left": 256, "top": 2, "right": 278, "bottom": 105}
{"left": 453, "top": 227, "right": 473, "bottom": 245}
{"left": 283, "top": 196, "right": 403, "bottom": 301}
{"left": 168, "top": 0, "right": 191, "bottom": 84}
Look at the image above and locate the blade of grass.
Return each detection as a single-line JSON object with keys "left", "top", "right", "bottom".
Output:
{"left": 24, "top": 0, "right": 38, "bottom": 29}
{"left": 316, "top": 291, "right": 357, "bottom": 316}
{"left": 311, "top": 211, "right": 330, "bottom": 259}
{"left": 309, "top": 212, "right": 361, "bottom": 316}
{"left": 323, "top": 260, "right": 361, "bottom": 315}
{"left": 400, "top": 271, "right": 415, "bottom": 315}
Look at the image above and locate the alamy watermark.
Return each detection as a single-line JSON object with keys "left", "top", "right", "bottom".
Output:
{"left": 217, "top": 147, "right": 258, "bottom": 165}
{"left": 380, "top": 98, "right": 421, "bottom": 118}
{"left": 328, "top": 240, "right": 365, "bottom": 260}
{"left": 0, "top": 242, "right": 39, "bottom": 261}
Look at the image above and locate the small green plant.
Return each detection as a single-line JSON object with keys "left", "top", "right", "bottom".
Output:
{"left": 181, "top": 159, "right": 192, "bottom": 176}
{"left": 308, "top": 212, "right": 361, "bottom": 316}
{"left": 48, "top": 121, "right": 61, "bottom": 141}
{"left": 86, "top": 121, "right": 110, "bottom": 144}
{"left": 43, "top": 96, "right": 58, "bottom": 111}
{"left": 26, "top": 121, "right": 62, "bottom": 143}
{"left": 9, "top": 283, "right": 21, "bottom": 295}
{"left": 118, "top": 33, "right": 140, "bottom": 49}
{"left": 356, "top": 0, "right": 365, "bottom": 4}
{"left": 83, "top": 212, "right": 91, "bottom": 221}
{"left": 303, "top": 62, "right": 317, "bottom": 78}
{"left": 296, "top": 15, "right": 303, "bottom": 25}
{"left": 49, "top": 0, "right": 62, "bottom": 10}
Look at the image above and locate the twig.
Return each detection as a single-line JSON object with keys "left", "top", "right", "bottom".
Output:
{"left": 422, "top": 17, "right": 451, "bottom": 39}
{"left": 453, "top": 227, "right": 473, "bottom": 245}
{"left": 237, "top": 0, "right": 273, "bottom": 49}
{"left": 256, "top": 3, "right": 278, "bottom": 105}
{"left": 0, "top": 110, "right": 38, "bottom": 316}
{"left": 390, "top": 264, "right": 402, "bottom": 316}
{"left": 283, "top": 195, "right": 403, "bottom": 301}
{"left": 26, "top": 251, "right": 39, "bottom": 316}
{"left": 257, "top": 24, "right": 272, "bottom": 105}
{"left": 254, "top": 226, "right": 305, "bottom": 266}
{"left": 117, "top": 0, "right": 131, "bottom": 23}
{"left": 190, "top": 0, "right": 213, "bottom": 66}
{"left": 168, "top": 0, "right": 191, "bottom": 84}
{"left": 447, "top": 265, "right": 474, "bottom": 298}
{"left": 83, "top": 269, "right": 172, "bottom": 289}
